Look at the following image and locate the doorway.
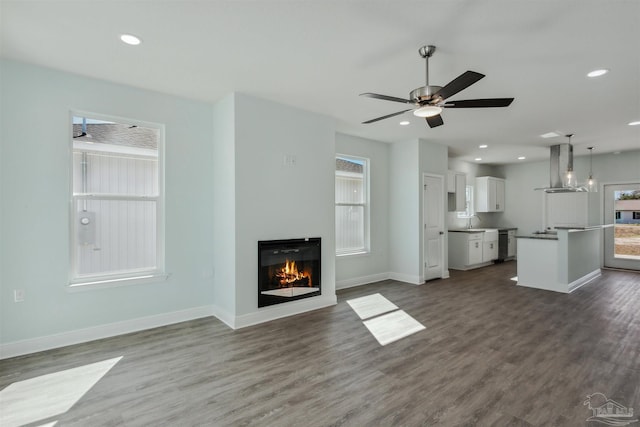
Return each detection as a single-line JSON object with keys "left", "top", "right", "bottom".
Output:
{"left": 603, "top": 183, "right": 640, "bottom": 270}
{"left": 423, "top": 174, "right": 445, "bottom": 281}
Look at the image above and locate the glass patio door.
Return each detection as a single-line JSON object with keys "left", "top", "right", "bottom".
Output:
{"left": 603, "top": 183, "right": 640, "bottom": 270}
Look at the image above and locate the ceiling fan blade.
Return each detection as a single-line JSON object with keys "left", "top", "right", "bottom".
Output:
{"left": 362, "top": 109, "right": 413, "bottom": 124}
{"left": 426, "top": 114, "right": 444, "bottom": 128}
{"left": 444, "top": 98, "right": 515, "bottom": 108}
{"left": 360, "top": 92, "right": 414, "bottom": 105}
{"left": 433, "top": 71, "right": 485, "bottom": 101}
{"left": 362, "top": 108, "right": 413, "bottom": 125}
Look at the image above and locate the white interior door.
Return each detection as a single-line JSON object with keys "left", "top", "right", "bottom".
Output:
{"left": 423, "top": 174, "right": 444, "bottom": 281}
{"left": 603, "top": 183, "right": 640, "bottom": 270}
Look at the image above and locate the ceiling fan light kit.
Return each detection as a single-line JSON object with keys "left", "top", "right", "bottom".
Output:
{"left": 360, "top": 44, "right": 514, "bottom": 128}
{"left": 413, "top": 105, "right": 442, "bottom": 118}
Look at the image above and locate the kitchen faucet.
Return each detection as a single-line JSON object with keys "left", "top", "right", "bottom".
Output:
{"left": 467, "top": 214, "right": 480, "bottom": 229}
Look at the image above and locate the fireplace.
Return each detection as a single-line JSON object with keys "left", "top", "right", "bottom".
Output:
{"left": 258, "top": 238, "right": 321, "bottom": 307}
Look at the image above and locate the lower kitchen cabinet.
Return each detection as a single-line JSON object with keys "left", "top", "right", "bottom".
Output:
{"left": 468, "top": 238, "right": 483, "bottom": 265}
{"left": 482, "top": 230, "right": 499, "bottom": 262}
{"left": 482, "top": 240, "right": 498, "bottom": 263}
{"left": 449, "top": 231, "right": 492, "bottom": 270}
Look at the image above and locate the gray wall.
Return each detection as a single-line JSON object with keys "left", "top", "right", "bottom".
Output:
{"left": 232, "top": 93, "right": 337, "bottom": 320}
{"left": 335, "top": 133, "right": 390, "bottom": 287}
{"left": 389, "top": 140, "right": 421, "bottom": 282}
{"left": 212, "top": 93, "right": 237, "bottom": 321}
{"left": 1, "top": 60, "right": 215, "bottom": 345}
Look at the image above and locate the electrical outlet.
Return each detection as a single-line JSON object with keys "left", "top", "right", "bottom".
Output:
{"left": 14, "top": 289, "right": 25, "bottom": 303}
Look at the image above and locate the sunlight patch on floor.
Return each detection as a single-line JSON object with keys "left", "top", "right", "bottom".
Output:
{"left": 0, "top": 356, "right": 122, "bottom": 427}
{"left": 346, "top": 293, "right": 398, "bottom": 319}
{"left": 347, "top": 293, "right": 425, "bottom": 345}
{"left": 363, "top": 310, "right": 426, "bottom": 346}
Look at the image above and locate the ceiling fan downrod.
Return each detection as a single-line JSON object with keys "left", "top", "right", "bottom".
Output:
{"left": 410, "top": 45, "right": 440, "bottom": 102}
{"left": 418, "top": 45, "right": 436, "bottom": 86}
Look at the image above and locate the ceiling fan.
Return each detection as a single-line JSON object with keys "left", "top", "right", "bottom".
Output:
{"left": 360, "top": 45, "right": 514, "bottom": 128}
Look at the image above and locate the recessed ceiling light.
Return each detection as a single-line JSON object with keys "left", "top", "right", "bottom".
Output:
{"left": 517, "top": 156, "right": 526, "bottom": 160}
{"left": 120, "top": 34, "right": 142, "bottom": 45}
{"left": 399, "top": 121, "right": 410, "bottom": 126}
{"left": 587, "top": 69, "right": 609, "bottom": 78}
{"left": 629, "top": 121, "right": 640, "bottom": 126}
{"left": 475, "top": 157, "right": 482, "bottom": 161}
{"left": 540, "top": 131, "right": 561, "bottom": 139}
{"left": 479, "top": 144, "right": 488, "bottom": 149}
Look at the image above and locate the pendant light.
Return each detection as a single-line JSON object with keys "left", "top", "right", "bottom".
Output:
{"left": 563, "top": 134, "right": 576, "bottom": 188}
{"left": 586, "top": 146, "right": 598, "bottom": 192}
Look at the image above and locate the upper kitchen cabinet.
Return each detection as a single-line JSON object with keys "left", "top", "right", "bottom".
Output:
{"left": 448, "top": 170, "right": 466, "bottom": 212}
{"left": 475, "top": 176, "right": 505, "bottom": 212}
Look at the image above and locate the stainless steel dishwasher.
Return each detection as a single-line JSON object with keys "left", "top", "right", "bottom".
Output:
{"left": 497, "top": 230, "right": 509, "bottom": 262}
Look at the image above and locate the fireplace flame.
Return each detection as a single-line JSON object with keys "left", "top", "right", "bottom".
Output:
{"left": 275, "top": 259, "right": 311, "bottom": 287}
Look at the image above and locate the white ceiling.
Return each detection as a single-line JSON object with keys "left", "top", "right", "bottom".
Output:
{"left": 2, "top": 0, "right": 639, "bottom": 164}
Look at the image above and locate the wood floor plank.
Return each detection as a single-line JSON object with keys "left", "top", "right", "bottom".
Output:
{"left": 1, "top": 261, "right": 639, "bottom": 426}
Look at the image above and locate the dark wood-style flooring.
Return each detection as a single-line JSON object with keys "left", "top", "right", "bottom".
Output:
{"left": 2, "top": 262, "right": 640, "bottom": 426}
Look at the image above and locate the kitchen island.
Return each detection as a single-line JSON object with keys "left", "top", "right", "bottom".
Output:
{"left": 516, "top": 227, "right": 605, "bottom": 293}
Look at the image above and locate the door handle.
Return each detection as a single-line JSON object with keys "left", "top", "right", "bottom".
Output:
{"left": 439, "top": 231, "right": 444, "bottom": 235}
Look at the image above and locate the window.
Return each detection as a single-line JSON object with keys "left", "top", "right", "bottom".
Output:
{"left": 69, "top": 114, "right": 164, "bottom": 286}
{"left": 335, "top": 155, "right": 369, "bottom": 255}
{"left": 457, "top": 185, "right": 475, "bottom": 218}
{"left": 634, "top": 212, "right": 640, "bottom": 220}
{"left": 615, "top": 211, "right": 621, "bottom": 220}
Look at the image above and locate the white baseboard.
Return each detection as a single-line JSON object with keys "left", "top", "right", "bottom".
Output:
{"left": 233, "top": 295, "right": 337, "bottom": 329}
{"left": 336, "top": 272, "right": 391, "bottom": 290}
{"left": 568, "top": 269, "right": 601, "bottom": 293}
{"left": 0, "top": 305, "right": 215, "bottom": 360}
{"left": 388, "top": 272, "right": 423, "bottom": 285}
{"left": 211, "top": 304, "right": 236, "bottom": 329}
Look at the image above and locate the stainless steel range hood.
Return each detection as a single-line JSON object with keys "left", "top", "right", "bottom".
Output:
{"left": 535, "top": 143, "right": 586, "bottom": 192}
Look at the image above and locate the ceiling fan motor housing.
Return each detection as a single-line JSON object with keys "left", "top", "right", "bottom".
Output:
{"left": 410, "top": 85, "right": 443, "bottom": 104}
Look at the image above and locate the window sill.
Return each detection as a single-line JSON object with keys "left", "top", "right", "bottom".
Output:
{"left": 68, "top": 273, "right": 169, "bottom": 292}
{"left": 336, "top": 251, "right": 370, "bottom": 258}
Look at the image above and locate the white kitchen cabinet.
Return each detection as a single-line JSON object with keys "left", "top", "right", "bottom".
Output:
{"left": 482, "top": 230, "right": 498, "bottom": 262}
{"left": 495, "top": 179, "right": 505, "bottom": 212}
{"left": 468, "top": 238, "right": 483, "bottom": 265}
{"left": 482, "top": 240, "right": 498, "bottom": 262}
{"left": 475, "top": 176, "right": 504, "bottom": 212}
{"left": 447, "top": 171, "right": 466, "bottom": 212}
{"left": 447, "top": 170, "right": 456, "bottom": 193}
{"left": 449, "top": 232, "right": 486, "bottom": 270}
{"left": 507, "top": 230, "right": 517, "bottom": 258}
{"left": 475, "top": 176, "right": 505, "bottom": 212}
{"left": 476, "top": 176, "right": 505, "bottom": 212}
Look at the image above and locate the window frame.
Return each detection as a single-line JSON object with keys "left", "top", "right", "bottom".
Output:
{"left": 457, "top": 185, "right": 475, "bottom": 219}
{"left": 68, "top": 111, "right": 166, "bottom": 289}
{"left": 335, "top": 154, "right": 370, "bottom": 256}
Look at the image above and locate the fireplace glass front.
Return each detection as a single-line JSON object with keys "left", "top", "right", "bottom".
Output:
{"left": 258, "top": 238, "right": 321, "bottom": 307}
